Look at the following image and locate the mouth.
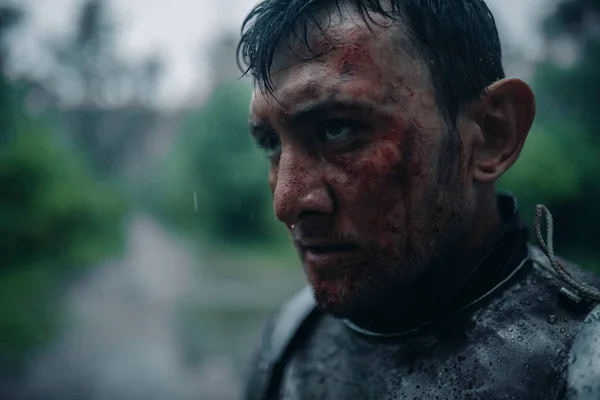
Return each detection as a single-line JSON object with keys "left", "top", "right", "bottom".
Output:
{"left": 300, "top": 243, "right": 360, "bottom": 274}
{"left": 302, "top": 243, "right": 359, "bottom": 254}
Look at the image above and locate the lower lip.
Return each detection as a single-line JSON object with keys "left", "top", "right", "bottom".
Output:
{"left": 304, "top": 247, "right": 360, "bottom": 271}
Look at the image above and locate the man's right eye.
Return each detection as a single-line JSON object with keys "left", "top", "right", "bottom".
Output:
{"left": 256, "top": 133, "right": 281, "bottom": 158}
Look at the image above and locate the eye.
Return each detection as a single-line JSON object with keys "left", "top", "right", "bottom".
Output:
{"left": 256, "top": 132, "right": 281, "bottom": 157}
{"left": 321, "top": 120, "right": 360, "bottom": 142}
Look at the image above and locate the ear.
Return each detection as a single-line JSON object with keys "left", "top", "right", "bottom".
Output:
{"left": 470, "top": 78, "right": 536, "bottom": 184}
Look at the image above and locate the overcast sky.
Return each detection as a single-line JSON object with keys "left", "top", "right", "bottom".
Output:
{"left": 13, "top": 0, "right": 550, "bottom": 108}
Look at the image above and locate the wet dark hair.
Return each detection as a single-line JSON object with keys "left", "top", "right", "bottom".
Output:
{"left": 237, "top": 0, "right": 505, "bottom": 125}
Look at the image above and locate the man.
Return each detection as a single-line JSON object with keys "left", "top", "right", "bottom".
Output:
{"left": 237, "top": 0, "right": 600, "bottom": 398}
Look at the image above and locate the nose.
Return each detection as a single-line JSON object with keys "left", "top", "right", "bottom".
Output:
{"left": 273, "top": 150, "right": 334, "bottom": 226}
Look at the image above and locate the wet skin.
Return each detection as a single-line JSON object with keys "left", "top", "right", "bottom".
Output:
{"left": 248, "top": 11, "right": 532, "bottom": 327}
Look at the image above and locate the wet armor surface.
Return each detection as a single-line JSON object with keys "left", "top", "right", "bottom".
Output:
{"left": 244, "top": 195, "right": 600, "bottom": 400}
{"left": 566, "top": 303, "right": 600, "bottom": 399}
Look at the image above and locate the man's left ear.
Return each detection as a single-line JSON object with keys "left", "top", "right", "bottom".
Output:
{"left": 471, "top": 78, "right": 536, "bottom": 184}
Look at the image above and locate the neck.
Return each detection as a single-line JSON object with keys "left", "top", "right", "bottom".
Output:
{"left": 349, "top": 189, "right": 505, "bottom": 335}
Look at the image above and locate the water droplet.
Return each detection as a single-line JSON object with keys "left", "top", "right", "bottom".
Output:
{"left": 529, "top": 348, "right": 533, "bottom": 354}
{"left": 517, "top": 336, "right": 524, "bottom": 342}
{"left": 508, "top": 327, "right": 514, "bottom": 332}
{"left": 547, "top": 314, "right": 558, "bottom": 324}
{"left": 563, "top": 318, "right": 568, "bottom": 323}
{"left": 560, "top": 327, "right": 566, "bottom": 333}
{"left": 518, "top": 321, "right": 525, "bottom": 327}
{"left": 518, "top": 380, "right": 524, "bottom": 385}
{"left": 497, "top": 356, "right": 504, "bottom": 362}
{"left": 524, "top": 363, "right": 530, "bottom": 370}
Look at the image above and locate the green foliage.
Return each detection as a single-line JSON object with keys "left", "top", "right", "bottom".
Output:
{"left": 0, "top": 103, "right": 128, "bottom": 370}
{"left": 499, "top": 123, "right": 600, "bottom": 270}
{"left": 150, "top": 81, "right": 284, "bottom": 246}
{"left": 500, "top": 0, "right": 600, "bottom": 271}
{"left": 0, "top": 121, "right": 127, "bottom": 268}
{"left": 534, "top": 41, "right": 600, "bottom": 135}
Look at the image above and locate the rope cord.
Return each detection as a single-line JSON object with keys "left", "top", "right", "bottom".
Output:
{"left": 534, "top": 204, "right": 600, "bottom": 301}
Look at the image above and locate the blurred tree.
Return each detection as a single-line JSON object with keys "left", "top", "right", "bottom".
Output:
{"left": 0, "top": 4, "right": 21, "bottom": 74}
{"left": 500, "top": 0, "right": 600, "bottom": 270}
{"left": 135, "top": 53, "right": 164, "bottom": 104}
{"left": 0, "top": 120, "right": 128, "bottom": 372}
{"left": 537, "top": 0, "right": 600, "bottom": 131}
{"left": 0, "top": 4, "right": 23, "bottom": 137}
{"left": 150, "top": 81, "right": 284, "bottom": 247}
{"left": 49, "top": 0, "right": 164, "bottom": 177}
{"left": 52, "top": 0, "right": 127, "bottom": 106}
{"left": 0, "top": 5, "right": 128, "bottom": 376}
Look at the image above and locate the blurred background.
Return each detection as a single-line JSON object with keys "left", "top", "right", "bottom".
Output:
{"left": 0, "top": 0, "right": 598, "bottom": 399}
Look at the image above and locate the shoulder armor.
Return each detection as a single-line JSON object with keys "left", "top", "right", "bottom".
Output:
{"left": 244, "top": 286, "right": 318, "bottom": 400}
{"left": 566, "top": 303, "right": 600, "bottom": 399}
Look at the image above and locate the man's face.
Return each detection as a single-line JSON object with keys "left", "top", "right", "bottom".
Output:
{"left": 249, "top": 13, "right": 470, "bottom": 319}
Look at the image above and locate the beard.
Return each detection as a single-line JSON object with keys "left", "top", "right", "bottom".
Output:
{"left": 309, "top": 132, "right": 468, "bottom": 324}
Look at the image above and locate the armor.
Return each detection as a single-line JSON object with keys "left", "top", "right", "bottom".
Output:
{"left": 244, "top": 194, "right": 600, "bottom": 400}
{"left": 567, "top": 303, "right": 600, "bottom": 399}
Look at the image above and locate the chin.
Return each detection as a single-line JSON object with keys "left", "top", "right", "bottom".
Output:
{"left": 306, "top": 254, "right": 427, "bottom": 321}
{"left": 309, "top": 274, "right": 381, "bottom": 320}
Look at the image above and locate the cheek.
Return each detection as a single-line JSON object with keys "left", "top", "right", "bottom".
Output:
{"left": 329, "top": 134, "right": 410, "bottom": 229}
{"left": 331, "top": 123, "right": 435, "bottom": 246}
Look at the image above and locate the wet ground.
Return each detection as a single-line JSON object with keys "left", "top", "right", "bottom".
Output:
{"left": 26, "top": 214, "right": 304, "bottom": 400}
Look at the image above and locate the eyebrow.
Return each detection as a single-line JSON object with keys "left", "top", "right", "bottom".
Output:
{"left": 249, "top": 97, "right": 379, "bottom": 134}
{"left": 249, "top": 121, "right": 270, "bottom": 136}
{"left": 285, "top": 98, "right": 377, "bottom": 125}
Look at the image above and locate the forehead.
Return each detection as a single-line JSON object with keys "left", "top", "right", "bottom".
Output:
{"left": 249, "top": 10, "right": 429, "bottom": 119}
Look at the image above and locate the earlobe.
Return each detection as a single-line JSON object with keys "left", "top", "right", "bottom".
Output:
{"left": 472, "top": 78, "right": 536, "bottom": 184}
